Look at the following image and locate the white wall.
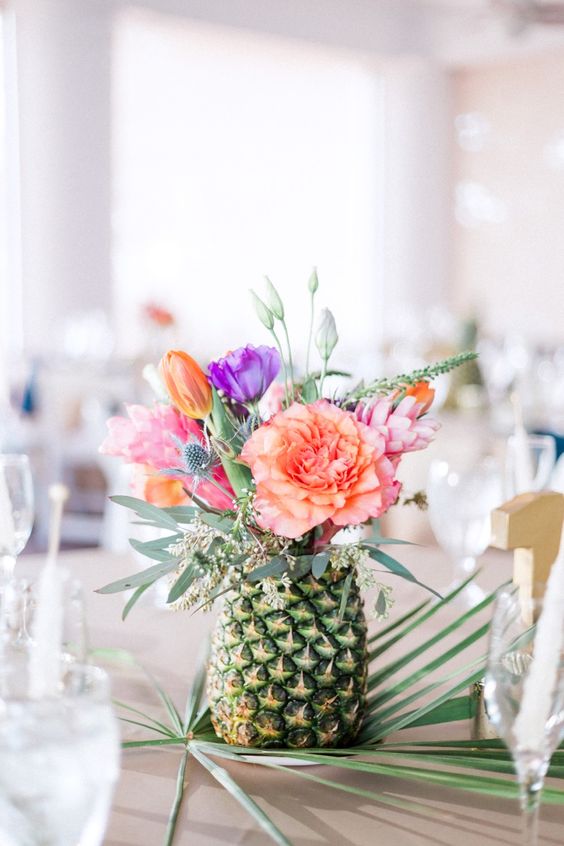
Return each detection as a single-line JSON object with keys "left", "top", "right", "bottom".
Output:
{"left": 11, "top": 0, "right": 112, "bottom": 355}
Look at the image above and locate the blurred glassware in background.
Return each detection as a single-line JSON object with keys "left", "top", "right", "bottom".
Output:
{"left": 0, "top": 570, "right": 118, "bottom": 846}
{"left": 1, "top": 574, "right": 87, "bottom": 658}
{"left": 485, "top": 586, "right": 564, "bottom": 846}
{"left": 427, "top": 456, "right": 503, "bottom": 606}
{"left": 505, "top": 434, "right": 556, "bottom": 500}
{"left": 0, "top": 454, "right": 34, "bottom": 585}
{"left": 0, "top": 663, "right": 120, "bottom": 846}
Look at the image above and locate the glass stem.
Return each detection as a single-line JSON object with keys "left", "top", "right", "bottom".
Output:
{"left": 520, "top": 779, "right": 542, "bottom": 846}
{"left": 0, "top": 554, "right": 16, "bottom": 584}
{"left": 454, "top": 555, "right": 477, "bottom": 581}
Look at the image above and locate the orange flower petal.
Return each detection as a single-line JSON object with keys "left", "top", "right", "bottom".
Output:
{"left": 160, "top": 350, "right": 213, "bottom": 419}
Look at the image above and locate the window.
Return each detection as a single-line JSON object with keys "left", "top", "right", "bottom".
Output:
{"left": 112, "top": 8, "right": 384, "bottom": 375}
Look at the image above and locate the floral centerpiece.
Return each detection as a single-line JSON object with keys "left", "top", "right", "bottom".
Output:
{"left": 99, "top": 273, "right": 474, "bottom": 749}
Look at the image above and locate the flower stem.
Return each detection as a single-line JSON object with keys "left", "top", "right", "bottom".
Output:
{"left": 280, "top": 319, "right": 295, "bottom": 399}
{"left": 269, "top": 326, "right": 290, "bottom": 406}
{"left": 305, "top": 289, "right": 316, "bottom": 377}
{"left": 319, "top": 357, "right": 328, "bottom": 398}
{"left": 202, "top": 475, "right": 236, "bottom": 505}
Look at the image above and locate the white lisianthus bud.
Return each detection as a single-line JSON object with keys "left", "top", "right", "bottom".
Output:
{"left": 250, "top": 290, "right": 275, "bottom": 330}
{"left": 315, "top": 308, "right": 338, "bottom": 361}
{"left": 142, "top": 363, "right": 169, "bottom": 401}
{"left": 308, "top": 267, "right": 319, "bottom": 294}
{"left": 264, "top": 277, "right": 285, "bottom": 320}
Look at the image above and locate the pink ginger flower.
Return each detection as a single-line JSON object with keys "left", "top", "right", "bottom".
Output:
{"left": 355, "top": 395, "right": 440, "bottom": 457}
{"left": 100, "top": 403, "right": 233, "bottom": 510}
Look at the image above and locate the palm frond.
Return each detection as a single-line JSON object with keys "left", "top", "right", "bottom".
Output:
{"left": 118, "top": 574, "right": 564, "bottom": 845}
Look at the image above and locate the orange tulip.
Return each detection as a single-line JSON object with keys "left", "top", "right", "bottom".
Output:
{"left": 160, "top": 350, "right": 213, "bottom": 419}
{"left": 404, "top": 381, "right": 435, "bottom": 415}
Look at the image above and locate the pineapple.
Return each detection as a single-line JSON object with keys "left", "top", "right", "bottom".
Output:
{"left": 207, "top": 568, "right": 368, "bottom": 748}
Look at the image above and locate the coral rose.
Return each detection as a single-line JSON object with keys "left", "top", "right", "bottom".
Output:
{"left": 240, "top": 400, "right": 399, "bottom": 539}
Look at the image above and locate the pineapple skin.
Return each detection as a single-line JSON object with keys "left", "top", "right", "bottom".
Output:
{"left": 207, "top": 570, "right": 368, "bottom": 748}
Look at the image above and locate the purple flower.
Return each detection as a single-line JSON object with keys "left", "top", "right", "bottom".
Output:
{"left": 208, "top": 345, "right": 281, "bottom": 405}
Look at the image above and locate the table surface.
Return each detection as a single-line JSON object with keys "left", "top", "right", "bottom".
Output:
{"left": 20, "top": 545, "right": 564, "bottom": 846}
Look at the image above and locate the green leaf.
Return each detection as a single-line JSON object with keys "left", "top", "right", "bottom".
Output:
{"left": 374, "top": 589, "right": 388, "bottom": 618}
{"left": 247, "top": 556, "right": 287, "bottom": 583}
{"left": 163, "top": 505, "right": 198, "bottom": 522}
{"left": 96, "top": 559, "right": 179, "bottom": 594}
{"left": 311, "top": 552, "right": 330, "bottom": 579}
{"left": 190, "top": 745, "right": 292, "bottom": 846}
{"left": 361, "top": 665, "right": 486, "bottom": 743}
{"left": 184, "top": 647, "right": 210, "bottom": 733}
{"left": 129, "top": 532, "right": 182, "bottom": 552}
{"left": 122, "top": 737, "right": 186, "bottom": 749}
{"left": 287, "top": 555, "right": 314, "bottom": 580}
{"left": 122, "top": 581, "right": 154, "bottom": 620}
{"left": 368, "top": 622, "right": 489, "bottom": 711}
{"left": 301, "top": 377, "right": 318, "bottom": 403}
{"left": 363, "top": 545, "right": 441, "bottom": 598}
{"left": 368, "top": 573, "right": 480, "bottom": 651}
{"left": 368, "top": 589, "right": 495, "bottom": 689}
{"left": 199, "top": 512, "right": 235, "bottom": 533}
{"left": 164, "top": 751, "right": 189, "bottom": 846}
{"left": 114, "top": 699, "right": 177, "bottom": 737}
{"left": 369, "top": 597, "right": 431, "bottom": 642}
{"left": 129, "top": 537, "right": 177, "bottom": 562}
{"left": 110, "top": 495, "right": 180, "bottom": 531}
{"left": 167, "top": 563, "right": 197, "bottom": 604}
{"left": 119, "top": 716, "right": 176, "bottom": 737}
{"left": 338, "top": 572, "right": 353, "bottom": 622}
{"left": 143, "top": 669, "right": 184, "bottom": 737}
{"left": 209, "top": 388, "right": 253, "bottom": 498}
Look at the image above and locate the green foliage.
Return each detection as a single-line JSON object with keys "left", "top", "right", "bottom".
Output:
{"left": 347, "top": 351, "right": 479, "bottom": 402}
{"left": 115, "top": 574, "right": 564, "bottom": 845}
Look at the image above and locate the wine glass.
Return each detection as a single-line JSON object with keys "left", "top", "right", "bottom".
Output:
{"left": 1, "top": 573, "right": 87, "bottom": 655}
{"left": 0, "top": 454, "right": 34, "bottom": 585}
{"left": 505, "top": 434, "right": 556, "bottom": 499}
{"left": 485, "top": 586, "right": 564, "bottom": 846}
{"left": 427, "top": 457, "right": 503, "bottom": 605}
{"left": 0, "top": 663, "right": 120, "bottom": 846}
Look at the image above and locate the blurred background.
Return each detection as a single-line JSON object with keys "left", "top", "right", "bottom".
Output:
{"left": 2, "top": 0, "right": 564, "bottom": 551}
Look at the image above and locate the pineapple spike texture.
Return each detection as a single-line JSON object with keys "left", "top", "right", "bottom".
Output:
{"left": 207, "top": 569, "right": 368, "bottom": 748}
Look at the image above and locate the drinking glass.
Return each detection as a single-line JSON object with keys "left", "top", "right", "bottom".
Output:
{"left": 0, "top": 663, "right": 120, "bottom": 846}
{"left": 505, "top": 434, "right": 556, "bottom": 499}
{"left": 427, "top": 457, "right": 503, "bottom": 605}
{"left": 0, "top": 454, "right": 34, "bottom": 585}
{"left": 485, "top": 587, "right": 564, "bottom": 846}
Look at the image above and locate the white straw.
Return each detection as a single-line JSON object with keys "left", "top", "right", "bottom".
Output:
{"left": 511, "top": 392, "right": 534, "bottom": 494}
{"left": 513, "top": 538, "right": 564, "bottom": 751}
{"left": 29, "top": 484, "right": 69, "bottom": 699}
